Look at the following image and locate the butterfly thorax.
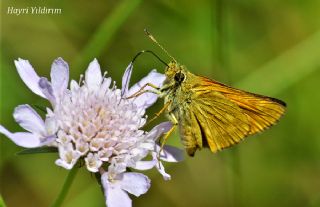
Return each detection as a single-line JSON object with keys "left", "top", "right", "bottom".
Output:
{"left": 160, "top": 62, "right": 192, "bottom": 120}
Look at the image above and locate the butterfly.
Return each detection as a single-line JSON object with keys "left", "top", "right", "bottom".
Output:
{"left": 128, "top": 30, "right": 286, "bottom": 156}
{"left": 157, "top": 61, "right": 286, "bottom": 156}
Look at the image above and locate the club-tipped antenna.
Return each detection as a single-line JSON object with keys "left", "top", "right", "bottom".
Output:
{"left": 131, "top": 50, "right": 169, "bottom": 67}
{"left": 144, "top": 28, "right": 177, "bottom": 63}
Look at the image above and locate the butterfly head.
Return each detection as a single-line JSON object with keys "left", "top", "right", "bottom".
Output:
{"left": 165, "top": 61, "right": 187, "bottom": 85}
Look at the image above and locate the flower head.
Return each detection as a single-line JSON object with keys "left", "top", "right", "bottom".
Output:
{"left": 0, "top": 57, "right": 184, "bottom": 207}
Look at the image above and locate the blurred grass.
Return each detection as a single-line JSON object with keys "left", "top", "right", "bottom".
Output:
{"left": 73, "top": 0, "right": 143, "bottom": 69}
{"left": 1, "top": 1, "right": 320, "bottom": 207}
{"left": 0, "top": 195, "right": 7, "bottom": 207}
{"left": 236, "top": 30, "right": 320, "bottom": 95}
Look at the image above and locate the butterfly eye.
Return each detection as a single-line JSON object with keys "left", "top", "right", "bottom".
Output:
{"left": 174, "top": 72, "right": 185, "bottom": 83}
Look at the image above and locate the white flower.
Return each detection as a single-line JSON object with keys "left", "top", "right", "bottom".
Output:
{"left": 101, "top": 171, "right": 151, "bottom": 207}
{"left": 0, "top": 57, "right": 184, "bottom": 207}
{"left": 0, "top": 105, "right": 57, "bottom": 148}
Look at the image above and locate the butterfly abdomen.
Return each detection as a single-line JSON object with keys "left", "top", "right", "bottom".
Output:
{"left": 177, "top": 105, "right": 203, "bottom": 156}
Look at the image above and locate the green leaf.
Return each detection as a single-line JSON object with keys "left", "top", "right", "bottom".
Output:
{"left": 16, "top": 147, "right": 58, "bottom": 155}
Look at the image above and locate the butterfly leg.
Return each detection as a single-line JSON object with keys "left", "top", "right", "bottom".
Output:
{"left": 157, "top": 113, "right": 178, "bottom": 160}
{"left": 147, "top": 100, "right": 172, "bottom": 125}
{"left": 125, "top": 83, "right": 160, "bottom": 99}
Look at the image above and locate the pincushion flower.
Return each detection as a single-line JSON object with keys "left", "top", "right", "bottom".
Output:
{"left": 0, "top": 57, "right": 183, "bottom": 207}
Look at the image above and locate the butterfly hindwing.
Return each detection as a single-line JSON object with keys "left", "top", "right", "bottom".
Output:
{"left": 178, "top": 86, "right": 251, "bottom": 154}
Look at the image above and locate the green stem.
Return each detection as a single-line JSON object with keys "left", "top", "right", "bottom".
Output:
{"left": 50, "top": 166, "right": 79, "bottom": 207}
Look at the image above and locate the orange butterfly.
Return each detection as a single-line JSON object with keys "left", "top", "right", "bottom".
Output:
{"left": 130, "top": 30, "right": 286, "bottom": 156}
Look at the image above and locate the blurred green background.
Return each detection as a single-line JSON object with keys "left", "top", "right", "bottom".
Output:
{"left": 1, "top": 0, "right": 320, "bottom": 206}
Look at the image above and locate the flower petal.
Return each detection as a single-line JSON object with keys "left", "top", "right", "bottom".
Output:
{"left": 55, "top": 143, "right": 81, "bottom": 169}
{"left": 120, "top": 172, "right": 151, "bottom": 197}
{"left": 13, "top": 104, "right": 45, "bottom": 134}
{"left": 85, "top": 153, "right": 103, "bottom": 172}
{"left": 44, "top": 116, "right": 58, "bottom": 135}
{"left": 133, "top": 160, "right": 156, "bottom": 170}
{"left": 0, "top": 125, "right": 42, "bottom": 148}
{"left": 101, "top": 173, "right": 132, "bottom": 207}
{"left": 108, "top": 160, "right": 127, "bottom": 175}
{"left": 121, "top": 62, "right": 133, "bottom": 97}
{"left": 51, "top": 57, "right": 69, "bottom": 98}
{"left": 107, "top": 187, "right": 131, "bottom": 207}
{"left": 127, "top": 70, "right": 165, "bottom": 109}
{"left": 70, "top": 80, "right": 80, "bottom": 91}
{"left": 146, "top": 121, "right": 172, "bottom": 141}
{"left": 158, "top": 145, "right": 184, "bottom": 162}
{"left": 156, "top": 160, "right": 171, "bottom": 181}
{"left": 39, "top": 77, "right": 56, "bottom": 105}
{"left": 100, "top": 77, "right": 112, "bottom": 94}
{"left": 40, "top": 135, "right": 57, "bottom": 146}
{"left": 85, "top": 59, "right": 102, "bottom": 90}
{"left": 14, "top": 58, "right": 46, "bottom": 98}
{"left": 151, "top": 152, "right": 171, "bottom": 180}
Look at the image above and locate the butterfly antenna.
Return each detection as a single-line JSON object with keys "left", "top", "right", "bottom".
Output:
{"left": 131, "top": 50, "right": 169, "bottom": 67}
{"left": 144, "top": 28, "right": 177, "bottom": 63}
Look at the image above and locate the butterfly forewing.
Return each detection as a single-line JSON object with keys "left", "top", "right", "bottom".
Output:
{"left": 196, "top": 76, "right": 286, "bottom": 135}
{"left": 177, "top": 73, "right": 286, "bottom": 155}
